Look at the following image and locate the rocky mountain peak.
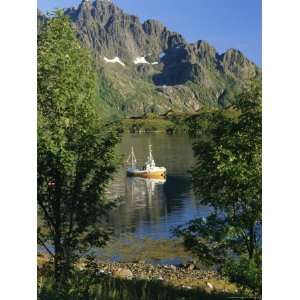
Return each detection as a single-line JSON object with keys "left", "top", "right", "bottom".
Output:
{"left": 65, "top": 0, "right": 186, "bottom": 61}
{"left": 37, "top": 9, "right": 43, "bottom": 17}
{"left": 38, "top": 1, "right": 260, "bottom": 116}
{"left": 220, "top": 48, "right": 257, "bottom": 79}
{"left": 142, "top": 19, "right": 165, "bottom": 36}
{"left": 37, "top": 9, "right": 47, "bottom": 34}
{"left": 186, "top": 40, "right": 217, "bottom": 64}
{"left": 222, "top": 48, "right": 246, "bottom": 64}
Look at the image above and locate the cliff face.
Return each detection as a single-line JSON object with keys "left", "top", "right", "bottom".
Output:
{"left": 65, "top": 0, "right": 186, "bottom": 61}
{"left": 39, "top": 0, "right": 261, "bottom": 116}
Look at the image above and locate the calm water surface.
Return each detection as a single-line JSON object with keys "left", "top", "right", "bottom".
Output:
{"left": 106, "top": 133, "right": 211, "bottom": 239}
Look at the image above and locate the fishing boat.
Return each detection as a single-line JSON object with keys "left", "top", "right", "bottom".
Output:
{"left": 126, "top": 145, "right": 167, "bottom": 179}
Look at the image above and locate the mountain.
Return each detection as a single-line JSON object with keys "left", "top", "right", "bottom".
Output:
{"left": 37, "top": 9, "right": 47, "bottom": 34}
{"left": 38, "top": 0, "right": 261, "bottom": 116}
{"left": 65, "top": 0, "right": 186, "bottom": 61}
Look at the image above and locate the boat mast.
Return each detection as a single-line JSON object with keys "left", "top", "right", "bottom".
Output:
{"left": 131, "top": 146, "right": 136, "bottom": 168}
{"left": 148, "top": 144, "right": 155, "bottom": 167}
{"left": 127, "top": 146, "right": 137, "bottom": 168}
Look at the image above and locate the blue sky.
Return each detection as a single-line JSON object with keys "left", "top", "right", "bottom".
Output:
{"left": 38, "top": 0, "right": 261, "bottom": 66}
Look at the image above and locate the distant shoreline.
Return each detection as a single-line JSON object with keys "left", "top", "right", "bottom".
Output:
{"left": 121, "top": 113, "right": 189, "bottom": 134}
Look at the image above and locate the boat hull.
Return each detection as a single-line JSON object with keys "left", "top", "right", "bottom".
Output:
{"left": 127, "top": 169, "right": 166, "bottom": 179}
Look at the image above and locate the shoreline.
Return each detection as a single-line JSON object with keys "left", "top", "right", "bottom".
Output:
{"left": 38, "top": 254, "right": 238, "bottom": 295}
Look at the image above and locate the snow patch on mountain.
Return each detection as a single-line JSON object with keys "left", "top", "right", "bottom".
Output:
{"left": 104, "top": 57, "right": 125, "bottom": 66}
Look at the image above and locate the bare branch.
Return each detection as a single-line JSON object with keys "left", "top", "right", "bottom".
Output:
{"left": 38, "top": 236, "right": 54, "bottom": 258}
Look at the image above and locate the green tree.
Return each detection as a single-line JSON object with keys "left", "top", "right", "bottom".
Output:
{"left": 175, "top": 80, "right": 262, "bottom": 295}
{"left": 37, "top": 11, "right": 121, "bottom": 290}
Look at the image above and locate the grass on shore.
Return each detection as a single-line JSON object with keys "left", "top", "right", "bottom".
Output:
{"left": 38, "top": 271, "right": 239, "bottom": 300}
{"left": 94, "top": 275, "right": 238, "bottom": 300}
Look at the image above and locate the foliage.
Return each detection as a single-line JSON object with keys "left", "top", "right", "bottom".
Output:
{"left": 223, "top": 252, "right": 262, "bottom": 296}
{"left": 174, "top": 80, "right": 262, "bottom": 294}
{"left": 37, "top": 10, "right": 121, "bottom": 291}
{"left": 38, "top": 256, "right": 100, "bottom": 300}
{"left": 96, "top": 67, "right": 125, "bottom": 117}
{"left": 122, "top": 117, "right": 176, "bottom": 133}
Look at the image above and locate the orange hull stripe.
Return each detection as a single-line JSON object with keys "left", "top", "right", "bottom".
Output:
{"left": 127, "top": 171, "right": 166, "bottom": 179}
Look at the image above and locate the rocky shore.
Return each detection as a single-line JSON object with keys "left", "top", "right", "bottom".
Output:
{"left": 94, "top": 261, "right": 237, "bottom": 293}
{"left": 38, "top": 254, "right": 237, "bottom": 294}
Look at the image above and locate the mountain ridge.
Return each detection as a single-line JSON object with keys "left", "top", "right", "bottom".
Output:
{"left": 38, "top": 0, "right": 260, "bottom": 116}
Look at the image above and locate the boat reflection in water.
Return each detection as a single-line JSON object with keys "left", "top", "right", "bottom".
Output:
{"left": 126, "top": 176, "right": 166, "bottom": 204}
{"left": 108, "top": 175, "right": 168, "bottom": 236}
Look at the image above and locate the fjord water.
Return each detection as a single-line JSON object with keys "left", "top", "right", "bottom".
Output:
{"left": 106, "top": 133, "right": 211, "bottom": 239}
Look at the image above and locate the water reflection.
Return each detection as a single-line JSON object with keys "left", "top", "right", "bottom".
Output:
{"left": 126, "top": 177, "right": 166, "bottom": 203}
{"left": 107, "top": 133, "right": 212, "bottom": 239}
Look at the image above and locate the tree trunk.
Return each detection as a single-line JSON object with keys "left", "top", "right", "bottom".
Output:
{"left": 53, "top": 168, "right": 64, "bottom": 288}
{"left": 54, "top": 237, "right": 64, "bottom": 286}
{"left": 249, "top": 225, "right": 255, "bottom": 259}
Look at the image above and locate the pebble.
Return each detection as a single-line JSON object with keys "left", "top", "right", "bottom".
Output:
{"left": 113, "top": 268, "right": 133, "bottom": 280}
{"left": 186, "top": 263, "right": 195, "bottom": 271}
{"left": 182, "top": 285, "right": 192, "bottom": 289}
{"left": 207, "top": 282, "right": 214, "bottom": 290}
{"left": 170, "top": 265, "right": 177, "bottom": 271}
